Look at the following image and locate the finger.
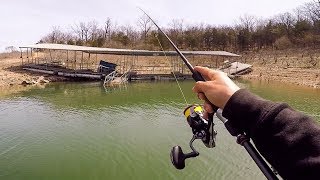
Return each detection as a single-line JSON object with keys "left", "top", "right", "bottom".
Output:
{"left": 197, "top": 92, "right": 206, "bottom": 100}
{"left": 194, "top": 66, "right": 220, "bottom": 81}
{"left": 192, "top": 81, "right": 213, "bottom": 94}
{"left": 203, "top": 101, "right": 214, "bottom": 113}
{"left": 203, "top": 110, "right": 208, "bottom": 120}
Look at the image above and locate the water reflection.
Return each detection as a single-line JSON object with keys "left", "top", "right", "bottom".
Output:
{"left": 103, "top": 83, "right": 128, "bottom": 94}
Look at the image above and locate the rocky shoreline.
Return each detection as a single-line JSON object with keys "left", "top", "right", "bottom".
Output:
{"left": 0, "top": 57, "right": 70, "bottom": 97}
{"left": 240, "top": 64, "right": 320, "bottom": 89}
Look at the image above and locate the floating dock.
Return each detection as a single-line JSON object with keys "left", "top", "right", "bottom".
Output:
{"left": 23, "top": 64, "right": 104, "bottom": 80}
{"left": 23, "top": 64, "right": 193, "bottom": 81}
{"left": 220, "top": 62, "right": 252, "bottom": 75}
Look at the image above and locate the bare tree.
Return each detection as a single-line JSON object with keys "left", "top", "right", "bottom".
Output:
{"left": 137, "top": 14, "right": 153, "bottom": 41}
{"left": 104, "top": 17, "right": 112, "bottom": 40}
{"left": 124, "top": 25, "right": 139, "bottom": 43}
{"left": 170, "top": 19, "right": 184, "bottom": 32}
{"left": 294, "top": 7, "right": 306, "bottom": 22}
{"left": 238, "top": 14, "right": 257, "bottom": 31}
{"left": 276, "top": 12, "right": 296, "bottom": 36}
{"left": 169, "top": 19, "right": 184, "bottom": 43}
{"left": 72, "top": 22, "right": 91, "bottom": 43}
{"left": 88, "top": 21, "right": 99, "bottom": 41}
{"left": 302, "top": 0, "right": 320, "bottom": 22}
{"left": 41, "top": 26, "right": 66, "bottom": 43}
{"left": 5, "top": 46, "right": 17, "bottom": 53}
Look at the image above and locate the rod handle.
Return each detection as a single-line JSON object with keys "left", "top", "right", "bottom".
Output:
{"left": 192, "top": 71, "right": 219, "bottom": 113}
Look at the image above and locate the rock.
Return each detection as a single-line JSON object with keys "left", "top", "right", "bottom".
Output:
{"left": 39, "top": 79, "right": 49, "bottom": 84}
{"left": 37, "top": 76, "right": 49, "bottom": 84}
{"left": 21, "top": 80, "right": 28, "bottom": 85}
{"left": 21, "top": 80, "right": 34, "bottom": 85}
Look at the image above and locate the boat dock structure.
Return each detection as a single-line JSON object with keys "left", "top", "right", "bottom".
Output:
{"left": 19, "top": 43, "right": 243, "bottom": 82}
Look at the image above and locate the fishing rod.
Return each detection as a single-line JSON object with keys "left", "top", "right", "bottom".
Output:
{"left": 139, "top": 8, "right": 278, "bottom": 180}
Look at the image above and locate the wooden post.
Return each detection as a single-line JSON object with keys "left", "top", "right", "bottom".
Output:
{"left": 27, "top": 48, "right": 29, "bottom": 64}
{"left": 49, "top": 49, "right": 53, "bottom": 63}
{"left": 181, "top": 55, "right": 185, "bottom": 74}
{"left": 81, "top": 51, "right": 84, "bottom": 70}
{"left": 31, "top": 48, "right": 33, "bottom": 64}
{"left": 88, "top": 53, "right": 91, "bottom": 69}
{"left": 215, "top": 56, "right": 218, "bottom": 68}
{"left": 20, "top": 48, "right": 23, "bottom": 65}
{"left": 136, "top": 56, "right": 139, "bottom": 73}
{"left": 125, "top": 55, "right": 127, "bottom": 73}
{"left": 74, "top": 51, "right": 77, "bottom": 70}
{"left": 46, "top": 50, "right": 49, "bottom": 70}
{"left": 131, "top": 54, "right": 134, "bottom": 71}
{"left": 66, "top": 50, "right": 69, "bottom": 68}
{"left": 96, "top": 53, "right": 98, "bottom": 71}
{"left": 123, "top": 55, "right": 125, "bottom": 74}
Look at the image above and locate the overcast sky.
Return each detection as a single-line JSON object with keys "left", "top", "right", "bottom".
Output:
{"left": 0, "top": 0, "right": 313, "bottom": 52}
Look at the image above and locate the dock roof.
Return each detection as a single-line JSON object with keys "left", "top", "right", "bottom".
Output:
{"left": 20, "top": 43, "right": 240, "bottom": 57}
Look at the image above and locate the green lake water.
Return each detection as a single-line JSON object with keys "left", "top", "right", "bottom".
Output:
{"left": 0, "top": 80, "right": 319, "bottom": 180}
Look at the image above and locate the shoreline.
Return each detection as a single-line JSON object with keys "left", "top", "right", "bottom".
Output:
{"left": 0, "top": 53, "right": 319, "bottom": 96}
{"left": 240, "top": 64, "right": 320, "bottom": 89}
{"left": 0, "top": 56, "right": 70, "bottom": 96}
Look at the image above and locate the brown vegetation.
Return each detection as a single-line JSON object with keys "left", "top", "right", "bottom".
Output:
{"left": 38, "top": 1, "right": 320, "bottom": 52}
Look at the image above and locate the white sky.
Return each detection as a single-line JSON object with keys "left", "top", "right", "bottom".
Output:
{"left": 0, "top": 0, "right": 313, "bottom": 52}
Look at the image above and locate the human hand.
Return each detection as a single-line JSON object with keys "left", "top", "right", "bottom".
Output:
{"left": 192, "top": 66, "right": 240, "bottom": 110}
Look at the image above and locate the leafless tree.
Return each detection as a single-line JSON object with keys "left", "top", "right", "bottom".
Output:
{"left": 88, "top": 21, "right": 99, "bottom": 41}
{"left": 294, "top": 7, "right": 306, "bottom": 22}
{"left": 169, "top": 19, "right": 184, "bottom": 43}
{"left": 137, "top": 14, "right": 153, "bottom": 41}
{"left": 238, "top": 14, "right": 257, "bottom": 31}
{"left": 5, "top": 46, "right": 17, "bottom": 53}
{"left": 104, "top": 17, "right": 112, "bottom": 40}
{"left": 170, "top": 19, "right": 184, "bottom": 32}
{"left": 72, "top": 22, "right": 91, "bottom": 42}
{"left": 41, "top": 26, "right": 66, "bottom": 43}
{"left": 275, "top": 12, "right": 296, "bottom": 35}
{"left": 302, "top": 0, "right": 320, "bottom": 22}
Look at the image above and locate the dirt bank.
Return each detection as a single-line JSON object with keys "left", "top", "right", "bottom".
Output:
{"left": 0, "top": 55, "right": 40, "bottom": 86}
{"left": 0, "top": 53, "right": 70, "bottom": 97}
{"left": 241, "top": 64, "right": 320, "bottom": 88}
{"left": 239, "top": 48, "right": 320, "bottom": 88}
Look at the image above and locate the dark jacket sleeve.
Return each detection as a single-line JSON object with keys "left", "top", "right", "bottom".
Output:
{"left": 222, "top": 89, "right": 320, "bottom": 180}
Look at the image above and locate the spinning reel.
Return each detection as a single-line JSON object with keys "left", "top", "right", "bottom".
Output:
{"left": 170, "top": 105, "right": 217, "bottom": 169}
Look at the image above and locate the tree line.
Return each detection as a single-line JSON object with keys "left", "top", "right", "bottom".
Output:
{"left": 40, "top": 0, "right": 320, "bottom": 52}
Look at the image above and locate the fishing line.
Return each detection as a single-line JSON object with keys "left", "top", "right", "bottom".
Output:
{"left": 155, "top": 33, "right": 188, "bottom": 106}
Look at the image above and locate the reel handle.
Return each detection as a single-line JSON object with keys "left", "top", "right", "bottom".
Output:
{"left": 170, "top": 146, "right": 199, "bottom": 170}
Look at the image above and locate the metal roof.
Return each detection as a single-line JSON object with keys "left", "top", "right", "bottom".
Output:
{"left": 20, "top": 43, "right": 240, "bottom": 57}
